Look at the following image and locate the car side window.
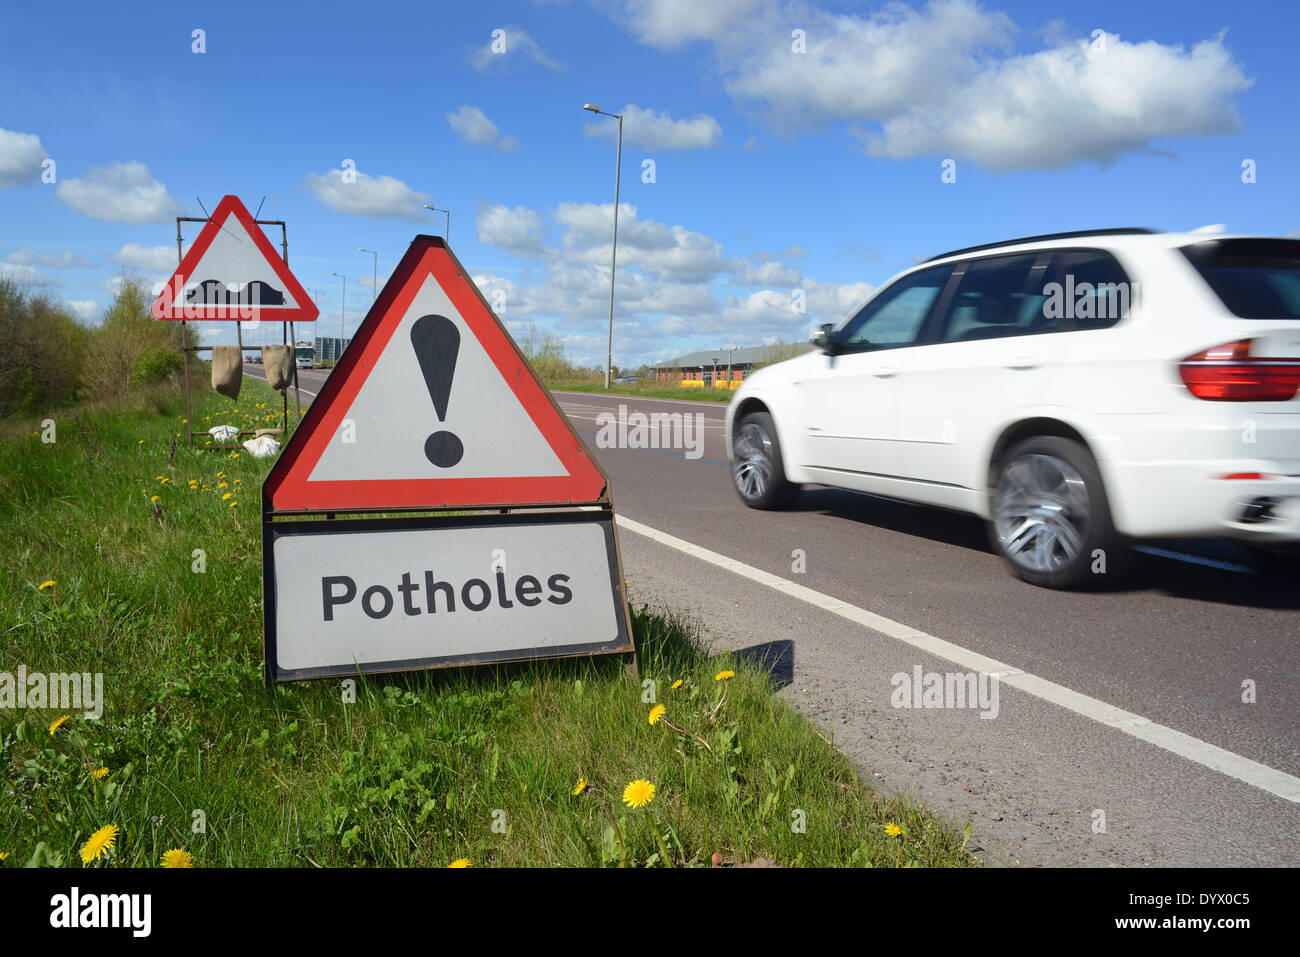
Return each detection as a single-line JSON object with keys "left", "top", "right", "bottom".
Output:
{"left": 934, "top": 253, "right": 1048, "bottom": 344}
{"left": 838, "top": 264, "right": 953, "bottom": 353}
{"left": 1041, "top": 249, "right": 1135, "bottom": 329}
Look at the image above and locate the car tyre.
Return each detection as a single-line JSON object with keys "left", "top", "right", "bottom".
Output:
{"left": 731, "top": 411, "right": 798, "bottom": 509}
{"left": 988, "top": 436, "right": 1128, "bottom": 589}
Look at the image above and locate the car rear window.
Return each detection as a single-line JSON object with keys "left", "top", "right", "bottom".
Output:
{"left": 1181, "top": 239, "right": 1300, "bottom": 319}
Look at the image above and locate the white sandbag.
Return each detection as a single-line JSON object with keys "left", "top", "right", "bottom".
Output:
{"left": 242, "top": 434, "right": 281, "bottom": 458}
{"left": 208, "top": 425, "right": 240, "bottom": 442}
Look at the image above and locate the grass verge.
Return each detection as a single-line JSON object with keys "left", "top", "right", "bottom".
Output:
{"left": 0, "top": 379, "right": 977, "bottom": 868}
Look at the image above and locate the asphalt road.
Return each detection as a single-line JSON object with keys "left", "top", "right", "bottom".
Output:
{"left": 253, "top": 364, "right": 1300, "bottom": 866}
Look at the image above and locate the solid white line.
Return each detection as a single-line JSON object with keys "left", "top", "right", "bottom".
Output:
{"left": 615, "top": 514, "right": 1300, "bottom": 804}
{"left": 552, "top": 390, "right": 729, "bottom": 412}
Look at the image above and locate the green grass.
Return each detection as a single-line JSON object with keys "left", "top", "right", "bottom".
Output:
{"left": 548, "top": 379, "right": 737, "bottom": 403}
{"left": 0, "top": 378, "right": 978, "bottom": 868}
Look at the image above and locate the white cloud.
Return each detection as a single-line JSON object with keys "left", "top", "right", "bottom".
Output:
{"left": 107, "top": 243, "right": 178, "bottom": 272}
{"left": 446, "top": 105, "right": 519, "bottom": 150}
{"left": 585, "top": 104, "right": 722, "bottom": 150}
{"left": 555, "top": 202, "right": 731, "bottom": 282}
{"left": 66, "top": 300, "right": 98, "bottom": 321}
{"left": 475, "top": 203, "right": 549, "bottom": 257}
{"left": 56, "top": 161, "right": 183, "bottom": 223}
{"left": 470, "top": 26, "right": 565, "bottom": 72}
{"left": 734, "top": 258, "right": 802, "bottom": 287}
{"left": 0, "top": 263, "right": 60, "bottom": 286}
{"left": 622, "top": 0, "right": 768, "bottom": 49}
{"left": 616, "top": 0, "right": 1252, "bottom": 172}
{"left": 4, "top": 248, "right": 91, "bottom": 269}
{"left": 0, "top": 126, "right": 48, "bottom": 187}
{"left": 303, "top": 168, "right": 430, "bottom": 221}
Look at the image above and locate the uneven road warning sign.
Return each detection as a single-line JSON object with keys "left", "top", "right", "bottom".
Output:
{"left": 152, "top": 195, "right": 318, "bottom": 323}
{"left": 261, "top": 235, "right": 632, "bottom": 682}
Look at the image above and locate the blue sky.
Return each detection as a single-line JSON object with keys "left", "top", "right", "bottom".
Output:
{"left": 1, "top": 0, "right": 1297, "bottom": 368}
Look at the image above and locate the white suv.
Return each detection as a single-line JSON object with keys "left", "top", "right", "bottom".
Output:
{"left": 726, "top": 229, "right": 1300, "bottom": 588}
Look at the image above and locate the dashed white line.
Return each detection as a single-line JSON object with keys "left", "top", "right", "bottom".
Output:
{"left": 615, "top": 513, "right": 1300, "bottom": 805}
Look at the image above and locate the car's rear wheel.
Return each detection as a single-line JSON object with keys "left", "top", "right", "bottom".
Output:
{"left": 989, "top": 436, "right": 1126, "bottom": 588}
{"left": 732, "top": 411, "right": 797, "bottom": 509}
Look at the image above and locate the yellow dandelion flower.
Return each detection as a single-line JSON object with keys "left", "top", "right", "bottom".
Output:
{"left": 572, "top": 777, "right": 588, "bottom": 796}
{"left": 622, "top": 779, "right": 655, "bottom": 809}
{"left": 48, "top": 714, "right": 70, "bottom": 735}
{"left": 90, "top": 767, "right": 109, "bottom": 779}
{"left": 448, "top": 858, "right": 471, "bottom": 868}
{"left": 714, "top": 670, "right": 735, "bottom": 682}
{"left": 80, "top": 824, "right": 119, "bottom": 863}
{"left": 671, "top": 679, "right": 683, "bottom": 690}
{"left": 648, "top": 704, "right": 666, "bottom": 726}
{"left": 150, "top": 495, "right": 160, "bottom": 502}
{"left": 217, "top": 472, "right": 225, "bottom": 478}
{"left": 38, "top": 580, "right": 55, "bottom": 590}
{"left": 217, "top": 482, "right": 228, "bottom": 489}
{"left": 160, "top": 849, "right": 193, "bottom": 868}
{"left": 884, "top": 822, "right": 904, "bottom": 837}
{"left": 222, "top": 492, "right": 232, "bottom": 500}
{"left": 0, "top": 852, "right": 7, "bottom": 861}
{"left": 138, "top": 439, "right": 144, "bottom": 444}
{"left": 228, "top": 501, "right": 238, "bottom": 508}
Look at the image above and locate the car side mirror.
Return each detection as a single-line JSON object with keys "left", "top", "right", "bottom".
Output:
{"left": 811, "top": 323, "right": 839, "bottom": 354}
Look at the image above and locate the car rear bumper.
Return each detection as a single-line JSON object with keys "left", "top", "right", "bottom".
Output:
{"left": 1102, "top": 460, "right": 1300, "bottom": 541}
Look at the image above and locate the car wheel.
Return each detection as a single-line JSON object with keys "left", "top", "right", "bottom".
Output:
{"left": 1246, "top": 545, "right": 1300, "bottom": 582}
{"left": 731, "top": 411, "right": 797, "bottom": 509}
{"left": 989, "top": 436, "right": 1126, "bottom": 589}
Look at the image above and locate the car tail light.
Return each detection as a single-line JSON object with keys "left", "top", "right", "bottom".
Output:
{"left": 1179, "top": 339, "right": 1300, "bottom": 401}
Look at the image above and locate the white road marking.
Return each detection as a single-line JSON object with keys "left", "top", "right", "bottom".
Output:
{"left": 615, "top": 514, "right": 1300, "bottom": 805}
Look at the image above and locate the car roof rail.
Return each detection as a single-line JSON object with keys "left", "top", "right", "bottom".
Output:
{"left": 923, "top": 228, "right": 1157, "bottom": 263}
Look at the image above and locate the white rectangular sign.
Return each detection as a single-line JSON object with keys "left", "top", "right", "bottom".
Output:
{"left": 263, "top": 511, "right": 631, "bottom": 681}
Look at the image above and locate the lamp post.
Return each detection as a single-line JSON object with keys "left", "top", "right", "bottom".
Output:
{"left": 583, "top": 103, "right": 623, "bottom": 390}
{"left": 712, "top": 356, "right": 718, "bottom": 388}
{"left": 358, "top": 248, "right": 378, "bottom": 305}
{"left": 423, "top": 204, "right": 450, "bottom": 242}
{"left": 331, "top": 271, "right": 346, "bottom": 345}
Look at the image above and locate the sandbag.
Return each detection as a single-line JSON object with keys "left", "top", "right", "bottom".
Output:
{"left": 211, "top": 346, "right": 243, "bottom": 399}
{"left": 262, "top": 345, "right": 294, "bottom": 391}
{"left": 242, "top": 434, "right": 281, "bottom": 459}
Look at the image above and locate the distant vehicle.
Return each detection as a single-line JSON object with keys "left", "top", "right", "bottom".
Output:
{"left": 295, "top": 345, "right": 314, "bottom": 368}
{"left": 613, "top": 375, "right": 642, "bottom": 384}
{"left": 727, "top": 229, "right": 1300, "bottom": 588}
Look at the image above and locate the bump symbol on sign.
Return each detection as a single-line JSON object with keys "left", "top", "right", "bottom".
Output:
{"left": 410, "top": 314, "right": 464, "bottom": 468}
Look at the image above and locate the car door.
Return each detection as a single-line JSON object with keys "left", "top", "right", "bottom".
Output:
{"left": 897, "top": 252, "right": 1056, "bottom": 497}
{"left": 794, "top": 263, "right": 954, "bottom": 491}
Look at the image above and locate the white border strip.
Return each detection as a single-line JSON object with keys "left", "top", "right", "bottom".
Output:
{"left": 616, "top": 514, "right": 1300, "bottom": 804}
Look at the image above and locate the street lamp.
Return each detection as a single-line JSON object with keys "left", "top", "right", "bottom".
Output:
{"left": 331, "top": 272, "right": 346, "bottom": 345}
{"left": 423, "top": 204, "right": 450, "bottom": 242}
{"left": 583, "top": 103, "right": 623, "bottom": 390}
{"left": 358, "top": 248, "right": 378, "bottom": 305}
{"left": 712, "top": 356, "right": 718, "bottom": 388}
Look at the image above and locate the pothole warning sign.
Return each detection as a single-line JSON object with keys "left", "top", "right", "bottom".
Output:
{"left": 264, "top": 237, "right": 606, "bottom": 511}
{"left": 261, "top": 236, "right": 632, "bottom": 682}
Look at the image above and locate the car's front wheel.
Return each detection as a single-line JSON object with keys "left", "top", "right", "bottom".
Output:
{"left": 989, "top": 436, "right": 1127, "bottom": 588}
{"left": 731, "top": 411, "right": 797, "bottom": 509}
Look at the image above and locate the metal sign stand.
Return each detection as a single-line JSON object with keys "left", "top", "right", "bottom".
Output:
{"left": 173, "top": 214, "right": 304, "bottom": 451}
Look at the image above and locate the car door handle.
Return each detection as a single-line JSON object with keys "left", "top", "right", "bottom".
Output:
{"left": 870, "top": 366, "right": 899, "bottom": 378}
{"left": 1005, "top": 356, "right": 1039, "bottom": 370}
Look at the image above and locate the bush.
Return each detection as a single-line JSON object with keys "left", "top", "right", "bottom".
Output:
{"left": 82, "top": 276, "right": 187, "bottom": 401}
{"left": 0, "top": 280, "right": 90, "bottom": 417}
{"left": 130, "top": 346, "right": 184, "bottom": 387}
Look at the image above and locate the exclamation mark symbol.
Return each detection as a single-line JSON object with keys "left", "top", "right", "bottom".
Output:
{"left": 410, "top": 314, "right": 464, "bottom": 468}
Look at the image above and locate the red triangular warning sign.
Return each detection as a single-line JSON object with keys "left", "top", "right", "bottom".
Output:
{"left": 152, "top": 195, "right": 318, "bottom": 323}
{"left": 264, "top": 236, "right": 608, "bottom": 511}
